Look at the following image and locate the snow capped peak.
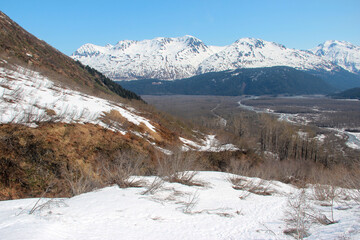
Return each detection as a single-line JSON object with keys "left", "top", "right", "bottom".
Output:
{"left": 72, "top": 43, "right": 107, "bottom": 57}
{"left": 71, "top": 35, "right": 216, "bottom": 80}
{"left": 71, "top": 36, "right": 353, "bottom": 81}
{"left": 319, "top": 40, "right": 355, "bottom": 48}
{"left": 198, "top": 37, "right": 336, "bottom": 74}
{"left": 311, "top": 40, "right": 360, "bottom": 73}
{"left": 233, "top": 38, "right": 285, "bottom": 49}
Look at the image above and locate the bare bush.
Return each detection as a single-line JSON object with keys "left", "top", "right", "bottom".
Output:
{"left": 63, "top": 167, "right": 101, "bottom": 196}
{"left": 100, "top": 151, "right": 145, "bottom": 188}
{"left": 183, "top": 191, "right": 199, "bottom": 214}
{"left": 284, "top": 190, "right": 311, "bottom": 239}
{"left": 227, "top": 174, "right": 274, "bottom": 196}
{"left": 157, "top": 150, "right": 202, "bottom": 186}
{"left": 343, "top": 167, "right": 360, "bottom": 204}
{"left": 29, "top": 199, "right": 68, "bottom": 215}
{"left": 141, "top": 177, "right": 164, "bottom": 195}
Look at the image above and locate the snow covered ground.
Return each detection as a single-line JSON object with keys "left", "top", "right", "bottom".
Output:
{"left": 0, "top": 66, "right": 156, "bottom": 132}
{"left": 0, "top": 65, "right": 237, "bottom": 152}
{"left": 1, "top": 171, "right": 359, "bottom": 240}
{"left": 336, "top": 130, "right": 360, "bottom": 150}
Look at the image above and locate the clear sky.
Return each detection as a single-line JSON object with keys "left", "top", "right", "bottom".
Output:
{"left": 2, "top": 0, "right": 360, "bottom": 55}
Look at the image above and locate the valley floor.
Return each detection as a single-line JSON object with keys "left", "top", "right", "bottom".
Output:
{"left": 1, "top": 171, "right": 360, "bottom": 240}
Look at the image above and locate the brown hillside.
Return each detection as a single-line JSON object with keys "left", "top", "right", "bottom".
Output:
{"left": 0, "top": 11, "right": 140, "bottom": 101}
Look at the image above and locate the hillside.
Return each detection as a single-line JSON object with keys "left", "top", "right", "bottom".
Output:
{"left": 330, "top": 87, "right": 360, "bottom": 100}
{"left": 0, "top": 11, "right": 240, "bottom": 200}
{"left": 0, "top": 11, "right": 141, "bottom": 101}
{"left": 118, "top": 66, "right": 334, "bottom": 96}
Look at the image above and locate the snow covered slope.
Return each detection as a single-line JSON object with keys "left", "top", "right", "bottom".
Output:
{"left": 311, "top": 40, "right": 360, "bottom": 74}
{"left": 0, "top": 63, "right": 236, "bottom": 153}
{"left": 1, "top": 171, "right": 359, "bottom": 240}
{"left": 198, "top": 38, "right": 337, "bottom": 74}
{"left": 72, "top": 37, "right": 343, "bottom": 80}
{"left": 72, "top": 35, "right": 220, "bottom": 80}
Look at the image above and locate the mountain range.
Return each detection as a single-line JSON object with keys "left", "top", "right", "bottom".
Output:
{"left": 71, "top": 36, "right": 360, "bottom": 90}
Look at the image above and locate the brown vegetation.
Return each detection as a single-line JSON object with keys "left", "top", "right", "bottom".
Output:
{"left": 0, "top": 122, "right": 158, "bottom": 199}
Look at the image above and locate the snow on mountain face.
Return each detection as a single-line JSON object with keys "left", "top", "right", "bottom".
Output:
{"left": 72, "top": 36, "right": 342, "bottom": 81}
{"left": 72, "top": 35, "right": 220, "bottom": 80}
{"left": 311, "top": 40, "right": 360, "bottom": 74}
{"left": 197, "top": 38, "right": 337, "bottom": 74}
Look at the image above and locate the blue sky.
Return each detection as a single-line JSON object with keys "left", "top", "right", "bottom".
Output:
{"left": 2, "top": 0, "right": 360, "bottom": 55}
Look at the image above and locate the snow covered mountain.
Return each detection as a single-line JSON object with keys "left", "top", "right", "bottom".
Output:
{"left": 72, "top": 36, "right": 221, "bottom": 80}
{"left": 197, "top": 38, "right": 337, "bottom": 74}
{"left": 311, "top": 40, "right": 360, "bottom": 74}
{"left": 72, "top": 37, "right": 344, "bottom": 81}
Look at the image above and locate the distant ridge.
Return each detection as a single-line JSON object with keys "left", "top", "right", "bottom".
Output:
{"left": 118, "top": 66, "right": 334, "bottom": 96}
{"left": 330, "top": 87, "right": 360, "bottom": 100}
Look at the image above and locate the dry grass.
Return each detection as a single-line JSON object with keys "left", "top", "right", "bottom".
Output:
{"left": 228, "top": 175, "right": 275, "bottom": 196}
{"left": 141, "top": 177, "right": 164, "bottom": 195}
{"left": 0, "top": 122, "right": 156, "bottom": 199}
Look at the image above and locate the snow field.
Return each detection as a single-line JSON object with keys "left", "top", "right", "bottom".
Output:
{"left": 1, "top": 171, "right": 359, "bottom": 240}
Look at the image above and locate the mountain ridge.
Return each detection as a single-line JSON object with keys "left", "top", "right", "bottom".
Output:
{"left": 72, "top": 36, "right": 360, "bottom": 86}
{"left": 118, "top": 66, "right": 334, "bottom": 96}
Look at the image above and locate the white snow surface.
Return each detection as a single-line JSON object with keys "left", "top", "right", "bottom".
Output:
{"left": 71, "top": 36, "right": 344, "bottom": 80}
{"left": 311, "top": 40, "right": 360, "bottom": 74}
{"left": 180, "top": 135, "right": 239, "bottom": 152}
{"left": 198, "top": 38, "right": 337, "bottom": 74}
{"left": 0, "top": 66, "right": 156, "bottom": 132}
{"left": 72, "top": 35, "right": 221, "bottom": 80}
{"left": 1, "top": 171, "right": 359, "bottom": 240}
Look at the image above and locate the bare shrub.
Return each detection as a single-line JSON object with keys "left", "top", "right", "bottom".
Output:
{"left": 284, "top": 190, "right": 311, "bottom": 239}
{"left": 63, "top": 167, "right": 101, "bottom": 196}
{"left": 343, "top": 167, "right": 360, "bottom": 204}
{"left": 183, "top": 191, "right": 199, "bottom": 214}
{"left": 228, "top": 174, "right": 275, "bottom": 196}
{"left": 141, "top": 177, "right": 164, "bottom": 195}
{"left": 29, "top": 199, "right": 68, "bottom": 215}
{"left": 100, "top": 150, "right": 145, "bottom": 188}
{"left": 157, "top": 150, "right": 202, "bottom": 186}
{"left": 247, "top": 180, "right": 274, "bottom": 196}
